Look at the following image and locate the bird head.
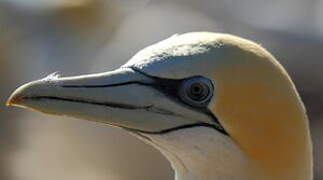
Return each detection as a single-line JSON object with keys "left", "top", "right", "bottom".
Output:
{"left": 7, "top": 32, "right": 312, "bottom": 179}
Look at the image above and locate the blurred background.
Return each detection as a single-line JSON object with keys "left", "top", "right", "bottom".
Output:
{"left": 0, "top": 0, "right": 322, "bottom": 179}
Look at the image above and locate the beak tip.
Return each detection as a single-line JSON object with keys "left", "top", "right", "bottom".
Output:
{"left": 6, "top": 85, "right": 29, "bottom": 107}
{"left": 6, "top": 81, "right": 37, "bottom": 107}
{"left": 6, "top": 94, "right": 21, "bottom": 107}
{"left": 5, "top": 100, "right": 11, "bottom": 106}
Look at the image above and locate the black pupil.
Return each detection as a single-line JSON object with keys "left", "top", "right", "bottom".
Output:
{"left": 188, "top": 82, "right": 208, "bottom": 100}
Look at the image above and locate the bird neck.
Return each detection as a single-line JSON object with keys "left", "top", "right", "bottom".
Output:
{"left": 142, "top": 127, "right": 260, "bottom": 180}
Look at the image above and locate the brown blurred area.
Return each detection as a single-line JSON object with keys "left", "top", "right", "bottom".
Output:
{"left": 0, "top": 0, "right": 322, "bottom": 179}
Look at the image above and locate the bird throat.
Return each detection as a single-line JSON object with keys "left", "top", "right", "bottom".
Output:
{"left": 135, "top": 126, "right": 260, "bottom": 180}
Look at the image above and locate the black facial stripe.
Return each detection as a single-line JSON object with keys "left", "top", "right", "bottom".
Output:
{"left": 204, "top": 109, "right": 228, "bottom": 135}
{"left": 123, "top": 122, "right": 224, "bottom": 135}
{"left": 130, "top": 68, "right": 228, "bottom": 135}
{"left": 60, "top": 77, "right": 203, "bottom": 117}
{"left": 129, "top": 68, "right": 226, "bottom": 133}
{"left": 27, "top": 96, "right": 225, "bottom": 135}
{"left": 58, "top": 67, "right": 228, "bottom": 135}
{"left": 129, "top": 67, "right": 206, "bottom": 108}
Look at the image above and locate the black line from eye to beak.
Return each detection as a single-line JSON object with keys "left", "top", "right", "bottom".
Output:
{"left": 26, "top": 95, "right": 227, "bottom": 135}
{"left": 56, "top": 67, "right": 228, "bottom": 136}
{"left": 129, "top": 68, "right": 229, "bottom": 134}
{"left": 27, "top": 96, "right": 227, "bottom": 135}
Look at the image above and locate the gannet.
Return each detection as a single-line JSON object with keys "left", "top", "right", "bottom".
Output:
{"left": 7, "top": 32, "right": 313, "bottom": 180}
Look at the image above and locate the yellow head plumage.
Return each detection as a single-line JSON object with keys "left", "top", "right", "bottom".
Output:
{"left": 210, "top": 35, "right": 312, "bottom": 179}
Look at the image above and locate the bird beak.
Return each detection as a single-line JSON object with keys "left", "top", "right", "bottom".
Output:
{"left": 7, "top": 68, "right": 209, "bottom": 133}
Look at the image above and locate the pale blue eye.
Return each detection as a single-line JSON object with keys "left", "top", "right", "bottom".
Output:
{"left": 179, "top": 77, "right": 213, "bottom": 107}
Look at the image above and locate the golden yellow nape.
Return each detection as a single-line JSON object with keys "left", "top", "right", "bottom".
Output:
{"left": 212, "top": 36, "right": 312, "bottom": 180}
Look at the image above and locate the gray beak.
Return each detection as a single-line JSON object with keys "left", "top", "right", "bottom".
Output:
{"left": 7, "top": 68, "right": 213, "bottom": 133}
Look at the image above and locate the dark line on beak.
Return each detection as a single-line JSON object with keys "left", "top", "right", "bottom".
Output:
{"left": 56, "top": 67, "right": 228, "bottom": 136}
{"left": 27, "top": 97, "right": 227, "bottom": 135}
{"left": 28, "top": 96, "right": 152, "bottom": 110}
{"left": 24, "top": 97, "right": 227, "bottom": 135}
{"left": 61, "top": 81, "right": 151, "bottom": 88}
{"left": 124, "top": 122, "right": 226, "bottom": 135}
{"left": 26, "top": 96, "right": 180, "bottom": 117}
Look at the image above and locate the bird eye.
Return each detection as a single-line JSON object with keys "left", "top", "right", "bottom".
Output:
{"left": 179, "top": 77, "right": 213, "bottom": 107}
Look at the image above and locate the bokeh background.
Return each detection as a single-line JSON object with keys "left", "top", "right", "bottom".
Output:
{"left": 0, "top": 0, "right": 322, "bottom": 179}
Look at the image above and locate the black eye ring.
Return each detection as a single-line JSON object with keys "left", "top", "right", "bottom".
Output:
{"left": 179, "top": 77, "right": 213, "bottom": 107}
